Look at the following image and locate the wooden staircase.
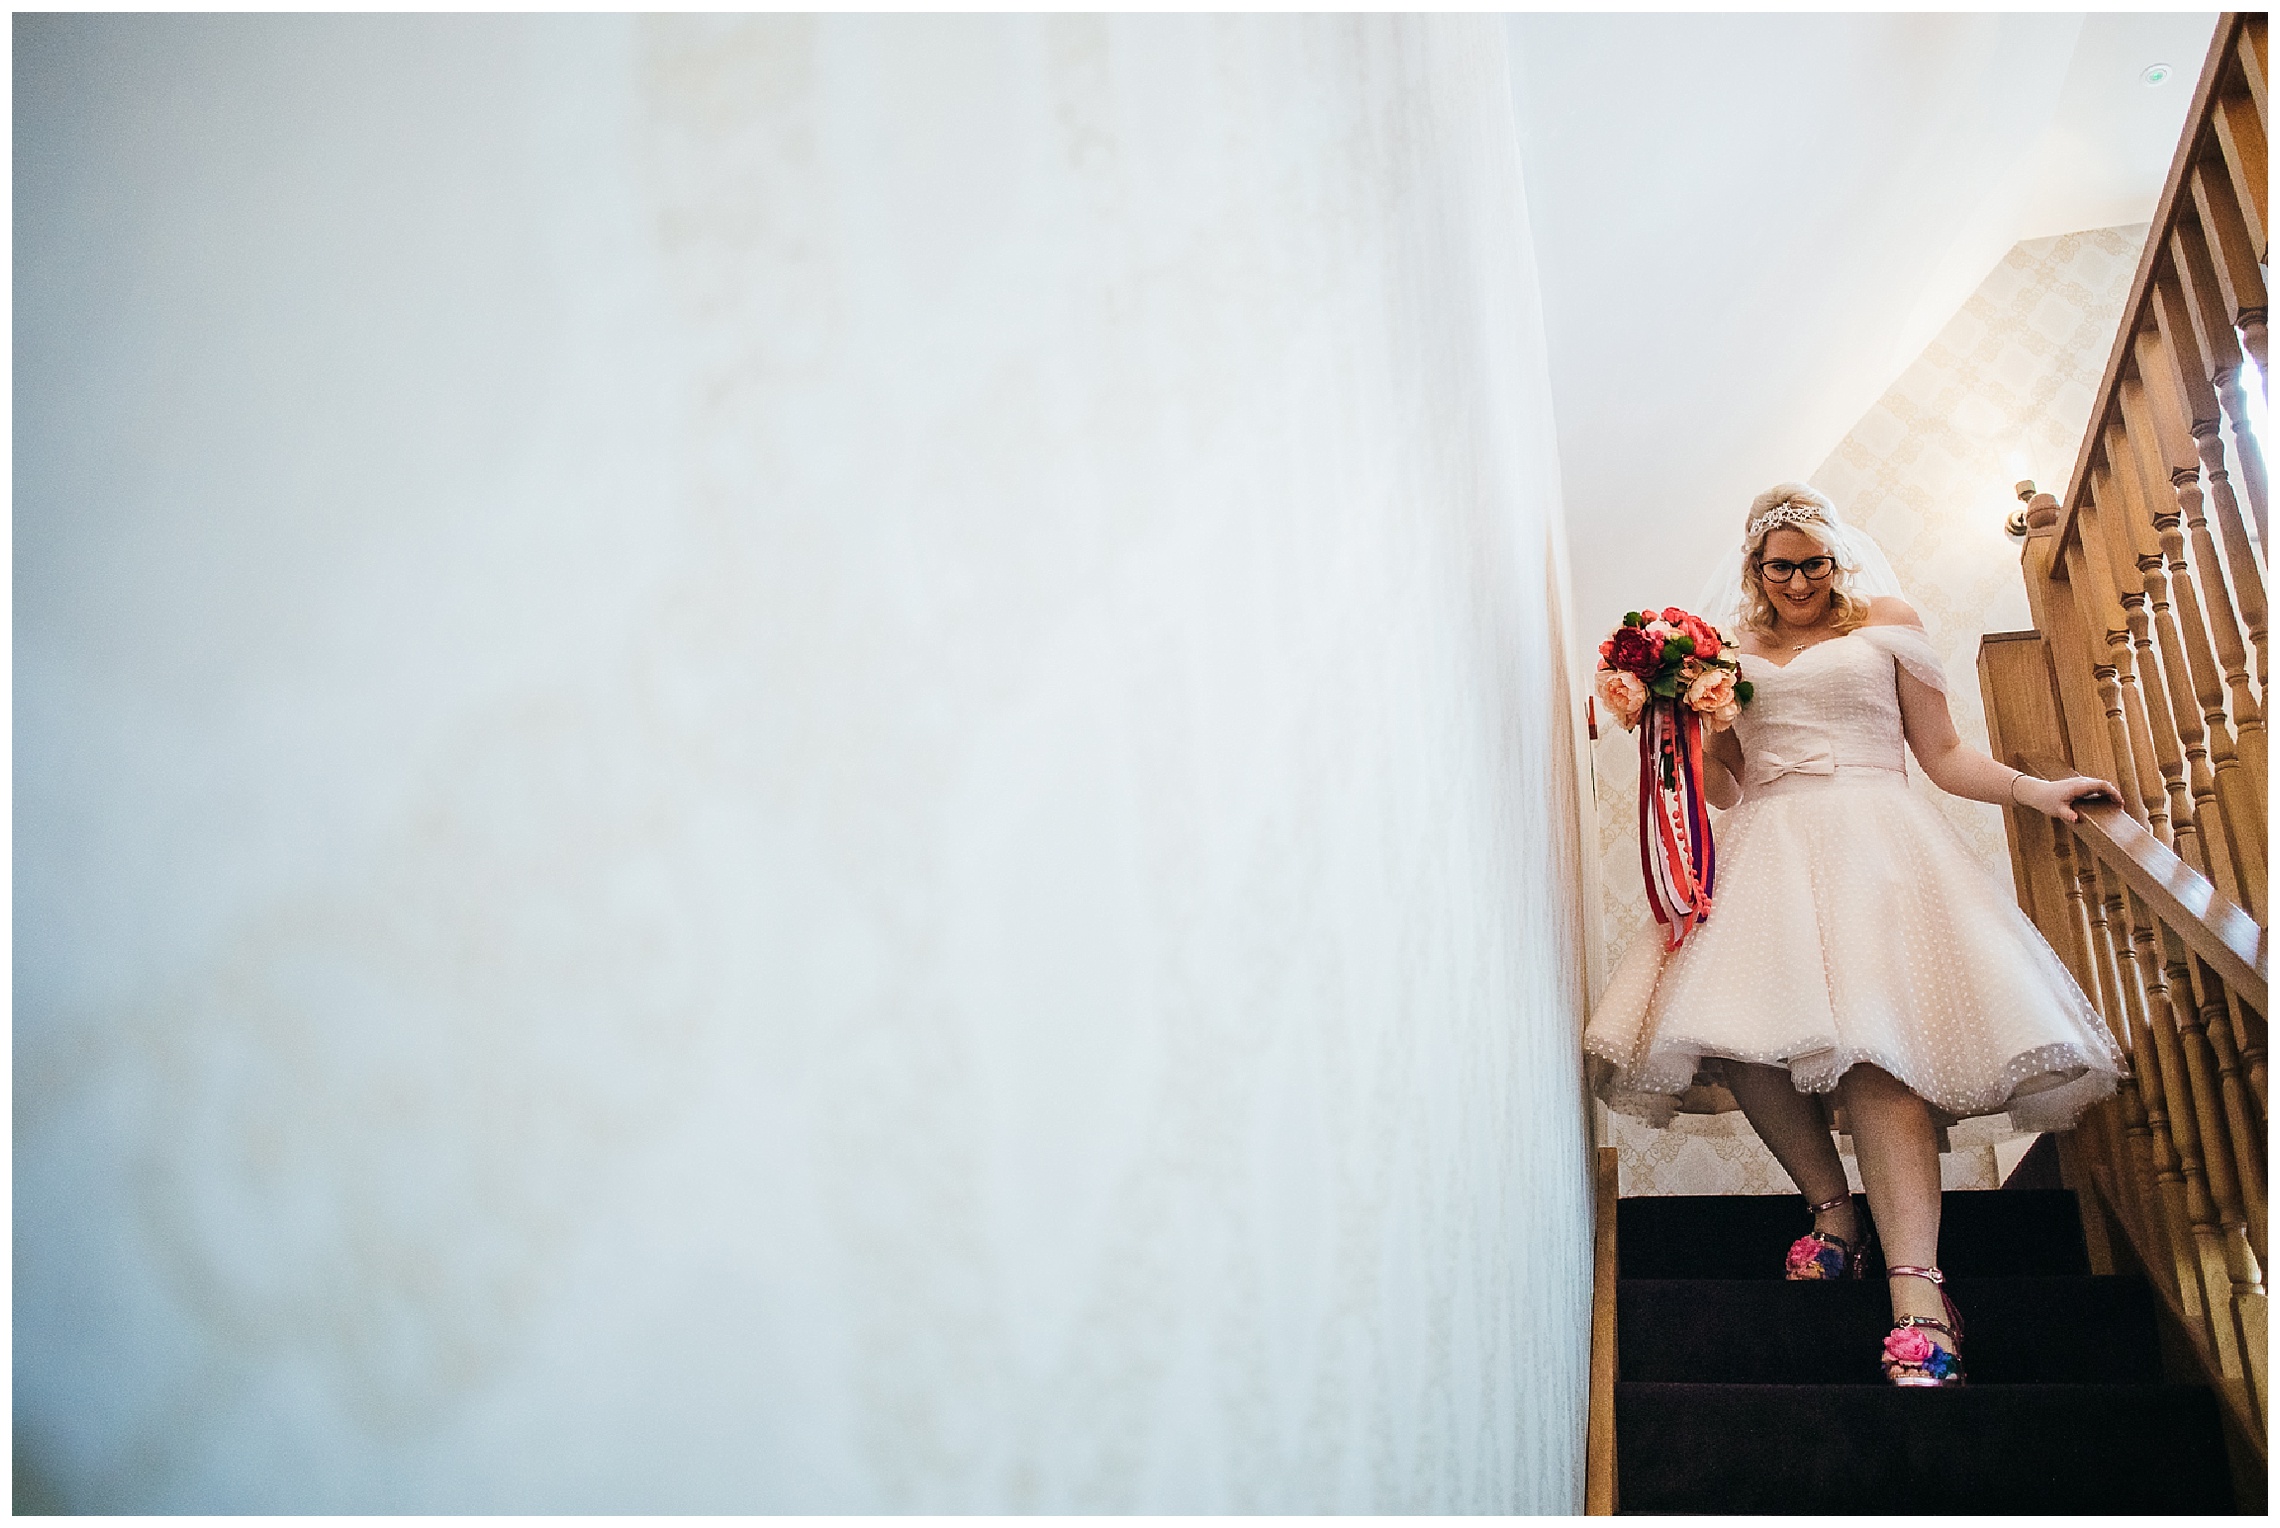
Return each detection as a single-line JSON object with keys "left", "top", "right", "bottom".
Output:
{"left": 1605, "top": 1188, "right": 2243, "bottom": 1514}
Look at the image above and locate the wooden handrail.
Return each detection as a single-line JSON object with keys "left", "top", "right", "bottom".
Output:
{"left": 1585, "top": 1145, "right": 1617, "bottom": 1514}
{"left": 2020, "top": 750, "right": 2269, "bottom": 1008}
{"left": 2054, "top": 12, "right": 2265, "bottom": 561}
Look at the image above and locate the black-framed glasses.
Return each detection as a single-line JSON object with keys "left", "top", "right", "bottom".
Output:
{"left": 1759, "top": 555, "right": 1835, "bottom": 583}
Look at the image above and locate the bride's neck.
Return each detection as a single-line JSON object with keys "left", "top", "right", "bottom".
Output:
{"left": 1768, "top": 608, "right": 1836, "bottom": 645}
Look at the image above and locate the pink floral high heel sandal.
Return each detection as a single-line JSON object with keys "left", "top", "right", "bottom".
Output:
{"left": 1882, "top": 1265, "right": 1965, "bottom": 1386}
{"left": 1784, "top": 1191, "right": 1866, "bottom": 1280}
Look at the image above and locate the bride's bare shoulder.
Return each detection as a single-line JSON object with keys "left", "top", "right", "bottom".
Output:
{"left": 1861, "top": 595, "right": 1925, "bottom": 630}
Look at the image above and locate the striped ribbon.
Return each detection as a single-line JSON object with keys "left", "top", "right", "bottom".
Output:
{"left": 1636, "top": 698, "right": 1717, "bottom": 950}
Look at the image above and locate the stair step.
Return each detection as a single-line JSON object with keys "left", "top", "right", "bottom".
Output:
{"left": 1618, "top": 1276, "right": 2162, "bottom": 1384}
{"left": 1617, "top": 1189, "right": 2089, "bottom": 1279}
{"left": 1615, "top": 1381, "right": 2233, "bottom": 1514}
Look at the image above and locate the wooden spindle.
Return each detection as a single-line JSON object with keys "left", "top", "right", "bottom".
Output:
{"left": 2190, "top": 156, "right": 2270, "bottom": 381}
{"left": 2131, "top": 322, "right": 2266, "bottom": 915}
{"left": 2097, "top": 864, "right": 2211, "bottom": 1333}
{"left": 2194, "top": 954, "right": 2269, "bottom": 1261}
{"left": 2051, "top": 835, "right": 2164, "bottom": 1265}
{"left": 2126, "top": 888, "right": 2247, "bottom": 1382}
{"left": 2020, "top": 516, "right": 2125, "bottom": 789}
{"left": 2113, "top": 382, "right": 2231, "bottom": 900}
{"left": 2210, "top": 72, "right": 2268, "bottom": 267}
{"left": 2242, "top": 16, "right": 2270, "bottom": 118}
{"left": 2163, "top": 928, "right": 2264, "bottom": 1272}
{"left": 2116, "top": 1070, "right": 2176, "bottom": 1292}
{"left": 2055, "top": 532, "right": 2152, "bottom": 827}
{"left": 2154, "top": 245, "right": 2270, "bottom": 701}
{"left": 2048, "top": 822, "right": 2104, "bottom": 1007}
{"left": 2072, "top": 498, "right": 2172, "bottom": 841}
{"left": 2070, "top": 856, "right": 2149, "bottom": 1238}
{"left": 2072, "top": 844, "right": 2133, "bottom": 1098}
{"left": 2171, "top": 214, "right": 2270, "bottom": 569}
{"left": 2163, "top": 924, "right": 2271, "bottom": 1428}
{"left": 2233, "top": 991, "right": 2270, "bottom": 1121}
{"left": 2089, "top": 663, "right": 2149, "bottom": 821}
{"left": 2095, "top": 451, "right": 2206, "bottom": 870}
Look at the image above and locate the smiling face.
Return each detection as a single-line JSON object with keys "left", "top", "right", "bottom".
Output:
{"left": 1757, "top": 526, "right": 1837, "bottom": 627}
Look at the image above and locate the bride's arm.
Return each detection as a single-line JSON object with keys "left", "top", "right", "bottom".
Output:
{"left": 1888, "top": 608, "right": 2117, "bottom": 819}
{"left": 1703, "top": 724, "right": 1743, "bottom": 810}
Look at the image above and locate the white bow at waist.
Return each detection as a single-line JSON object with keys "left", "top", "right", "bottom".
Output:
{"left": 1749, "top": 747, "right": 1837, "bottom": 785}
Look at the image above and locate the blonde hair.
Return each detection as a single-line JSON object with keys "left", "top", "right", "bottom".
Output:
{"left": 1739, "top": 482, "right": 1870, "bottom": 637}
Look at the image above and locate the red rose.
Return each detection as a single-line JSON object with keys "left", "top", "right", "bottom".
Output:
{"left": 1607, "top": 625, "right": 1661, "bottom": 676}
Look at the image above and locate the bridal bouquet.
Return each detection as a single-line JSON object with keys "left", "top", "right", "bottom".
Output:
{"left": 1595, "top": 607, "right": 1754, "bottom": 951}
{"left": 1593, "top": 607, "right": 1752, "bottom": 736}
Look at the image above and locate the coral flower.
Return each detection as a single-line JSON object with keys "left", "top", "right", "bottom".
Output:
{"left": 1675, "top": 610, "right": 1724, "bottom": 659}
{"left": 1596, "top": 668, "right": 1648, "bottom": 731}
{"left": 1686, "top": 667, "right": 1738, "bottom": 715}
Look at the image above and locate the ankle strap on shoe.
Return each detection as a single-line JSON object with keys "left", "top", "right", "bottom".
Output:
{"left": 1806, "top": 1192, "right": 1854, "bottom": 1215}
{"left": 1886, "top": 1264, "right": 1963, "bottom": 1340}
{"left": 1889, "top": 1313, "right": 1958, "bottom": 1342}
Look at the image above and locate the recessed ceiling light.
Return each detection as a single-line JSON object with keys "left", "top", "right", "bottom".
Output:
{"left": 2142, "top": 63, "right": 2174, "bottom": 87}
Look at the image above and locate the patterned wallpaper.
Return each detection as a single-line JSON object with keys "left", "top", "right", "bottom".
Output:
{"left": 1590, "top": 224, "right": 2147, "bottom": 1195}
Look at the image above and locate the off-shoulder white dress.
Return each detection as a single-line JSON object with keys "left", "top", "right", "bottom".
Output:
{"left": 1584, "top": 623, "right": 2126, "bottom": 1131}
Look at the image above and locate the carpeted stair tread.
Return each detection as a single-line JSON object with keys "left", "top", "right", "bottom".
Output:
{"left": 1618, "top": 1275, "right": 2161, "bottom": 1384}
{"left": 1617, "top": 1189, "right": 2089, "bottom": 1279}
{"left": 1615, "top": 1381, "right": 2233, "bottom": 1514}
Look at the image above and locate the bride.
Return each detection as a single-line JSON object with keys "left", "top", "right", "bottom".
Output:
{"left": 1585, "top": 482, "right": 2128, "bottom": 1385}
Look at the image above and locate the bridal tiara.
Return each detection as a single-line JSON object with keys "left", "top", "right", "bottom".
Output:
{"left": 1747, "top": 501, "right": 1830, "bottom": 540}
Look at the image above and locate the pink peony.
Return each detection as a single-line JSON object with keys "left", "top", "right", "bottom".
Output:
{"left": 1883, "top": 1328, "right": 1935, "bottom": 1367}
{"left": 1786, "top": 1236, "right": 1833, "bottom": 1277}
{"left": 1596, "top": 667, "right": 1648, "bottom": 731}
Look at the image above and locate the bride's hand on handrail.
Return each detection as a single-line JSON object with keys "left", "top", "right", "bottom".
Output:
{"left": 2014, "top": 773, "right": 2119, "bottom": 823}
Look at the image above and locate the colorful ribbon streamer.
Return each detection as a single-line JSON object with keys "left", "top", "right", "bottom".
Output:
{"left": 1637, "top": 698, "right": 1716, "bottom": 950}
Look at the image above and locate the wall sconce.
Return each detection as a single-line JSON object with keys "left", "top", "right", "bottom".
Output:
{"left": 2005, "top": 481, "right": 2034, "bottom": 539}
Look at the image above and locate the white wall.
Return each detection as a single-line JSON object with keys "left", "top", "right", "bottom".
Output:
{"left": 16, "top": 15, "right": 1591, "bottom": 1511}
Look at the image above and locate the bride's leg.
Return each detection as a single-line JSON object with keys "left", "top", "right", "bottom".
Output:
{"left": 1839, "top": 1064, "right": 1947, "bottom": 1328}
{"left": 1724, "top": 1062, "right": 1857, "bottom": 1245}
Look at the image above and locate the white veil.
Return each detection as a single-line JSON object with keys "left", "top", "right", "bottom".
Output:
{"left": 1695, "top": 484, "right": 1908, "bottom": 634}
